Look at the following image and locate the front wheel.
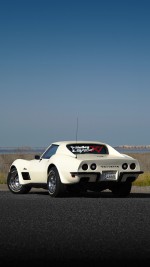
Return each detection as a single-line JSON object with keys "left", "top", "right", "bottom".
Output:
{"left": 47, "top": 166, "right": 66, "bottom": 197}
{"left": 7, "top": 168, "right": 31, "bottom": 194}
{"left": 111, "top": 182, "right": 132, "bottom": 197}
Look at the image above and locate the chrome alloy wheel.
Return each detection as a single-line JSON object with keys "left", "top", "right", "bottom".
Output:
{"left": 9, "top": 170, "right": 22, "bottom": 192}
{"left": 48, "top": 171, "right": 57, "bottom": 194}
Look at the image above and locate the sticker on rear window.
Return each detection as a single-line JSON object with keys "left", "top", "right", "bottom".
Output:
{"left": 67, "top": 144, "right": 108, "bottom": 154}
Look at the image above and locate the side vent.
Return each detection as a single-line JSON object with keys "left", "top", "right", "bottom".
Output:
{"left": 22, "top": 172, "right": 31, "bottom": 180}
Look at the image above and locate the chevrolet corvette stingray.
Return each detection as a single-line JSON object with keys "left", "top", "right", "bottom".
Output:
{"left": 7, "top": 141, "right": 143, "bottom": 197}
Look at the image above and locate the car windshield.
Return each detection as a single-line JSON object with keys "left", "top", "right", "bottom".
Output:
{"left": 67, "top": 144, "right": 108, "bottom": 154}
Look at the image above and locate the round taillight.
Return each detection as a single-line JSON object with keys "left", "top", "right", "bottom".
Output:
{"left": 82, "top": 164, "right": 88, "bottom": 171}
{"left": 122, "top": 163, "right": 128, "bottom": 170}
{"left": 130, "top": 163, "right": 136, "bottom": 170}
{"left": 90, "top": 163, "right": 97, "bottom": 170}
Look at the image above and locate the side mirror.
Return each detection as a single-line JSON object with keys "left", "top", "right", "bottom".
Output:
{"left": 35, "top": 155, "right": 40, "bottom": 160}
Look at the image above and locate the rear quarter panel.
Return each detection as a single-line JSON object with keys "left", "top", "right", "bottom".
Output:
{"left": 51, "top": 154, "right": 81, "bottom": 183}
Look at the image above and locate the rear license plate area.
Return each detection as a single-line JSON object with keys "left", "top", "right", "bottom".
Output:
{"left": 101, "top": 171, "right": 118, "bottom": 181}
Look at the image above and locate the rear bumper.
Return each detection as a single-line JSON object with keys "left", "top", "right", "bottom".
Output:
{"left": 119, "top": 171, "right": 144, "bottom": 182}
{"left": 70, "top": 171, "right": 143, "bottom": 183}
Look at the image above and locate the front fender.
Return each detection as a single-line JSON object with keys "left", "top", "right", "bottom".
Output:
{"left": 10, "top": 159, "right": 31, "bottom": 185}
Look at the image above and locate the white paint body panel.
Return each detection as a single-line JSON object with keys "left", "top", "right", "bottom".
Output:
{"left": 9, "top": 140, "right": 142, "bottom": 186}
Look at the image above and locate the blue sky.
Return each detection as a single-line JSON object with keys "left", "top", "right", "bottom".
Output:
{"left": 0, "top": 0, "right": 150, "bottom": 147}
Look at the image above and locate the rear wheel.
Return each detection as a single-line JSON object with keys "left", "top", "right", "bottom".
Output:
{"left": 47, "top": 166, "right": 66, "bottom": 197}
{"left": 111, "top": 182, "right": 132, "bottom": 197}
{"left": 7, "top": 168, "right": 31, "bottom": 194}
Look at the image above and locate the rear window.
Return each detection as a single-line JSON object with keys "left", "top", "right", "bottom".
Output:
{"left": 67, "top": 144, "right": 108, "bottom": 155}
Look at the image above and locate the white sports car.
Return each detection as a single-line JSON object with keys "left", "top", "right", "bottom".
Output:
{"left": 7, "top": 140, "right": 143, "bottom": 197}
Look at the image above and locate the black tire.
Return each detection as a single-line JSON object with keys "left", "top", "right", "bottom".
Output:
{"left": 111, "top": 182, "right": 132, "bottom": 197}
{"left": 7, "top": 167, "right": 31, "bottom": 194}
{"left": 47, "top": 166, "right": 66, "bottom": 197}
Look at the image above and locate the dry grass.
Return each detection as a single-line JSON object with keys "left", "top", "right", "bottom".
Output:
{"left": 0, "top": 152, "right": 150, "bottom": 185}
{"left": 133, "top": 172, "right": 150, "bottom": 186}
{"left": 0, "top": 153, "right": 35, "bottom": 184}
{"left": 0, "top": 172, "right": 6, "bottom": 184}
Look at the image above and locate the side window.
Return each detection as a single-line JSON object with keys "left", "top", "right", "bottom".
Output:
{"left": 42, "top": 145, "right": 58, "bottom": 159}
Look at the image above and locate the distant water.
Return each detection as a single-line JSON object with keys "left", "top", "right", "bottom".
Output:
{"left": 0, "top": 147, "right": 150, "bottom": 154}
{"left": 115, "top": 148, "right": 150, "bottom": 154}
{"left": 0, "top": 148, "right": 46, "bottom": 155}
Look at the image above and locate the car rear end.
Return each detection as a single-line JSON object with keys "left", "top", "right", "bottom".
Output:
{"left": 70, "top": 155, "right": 142, "bottom": 184}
